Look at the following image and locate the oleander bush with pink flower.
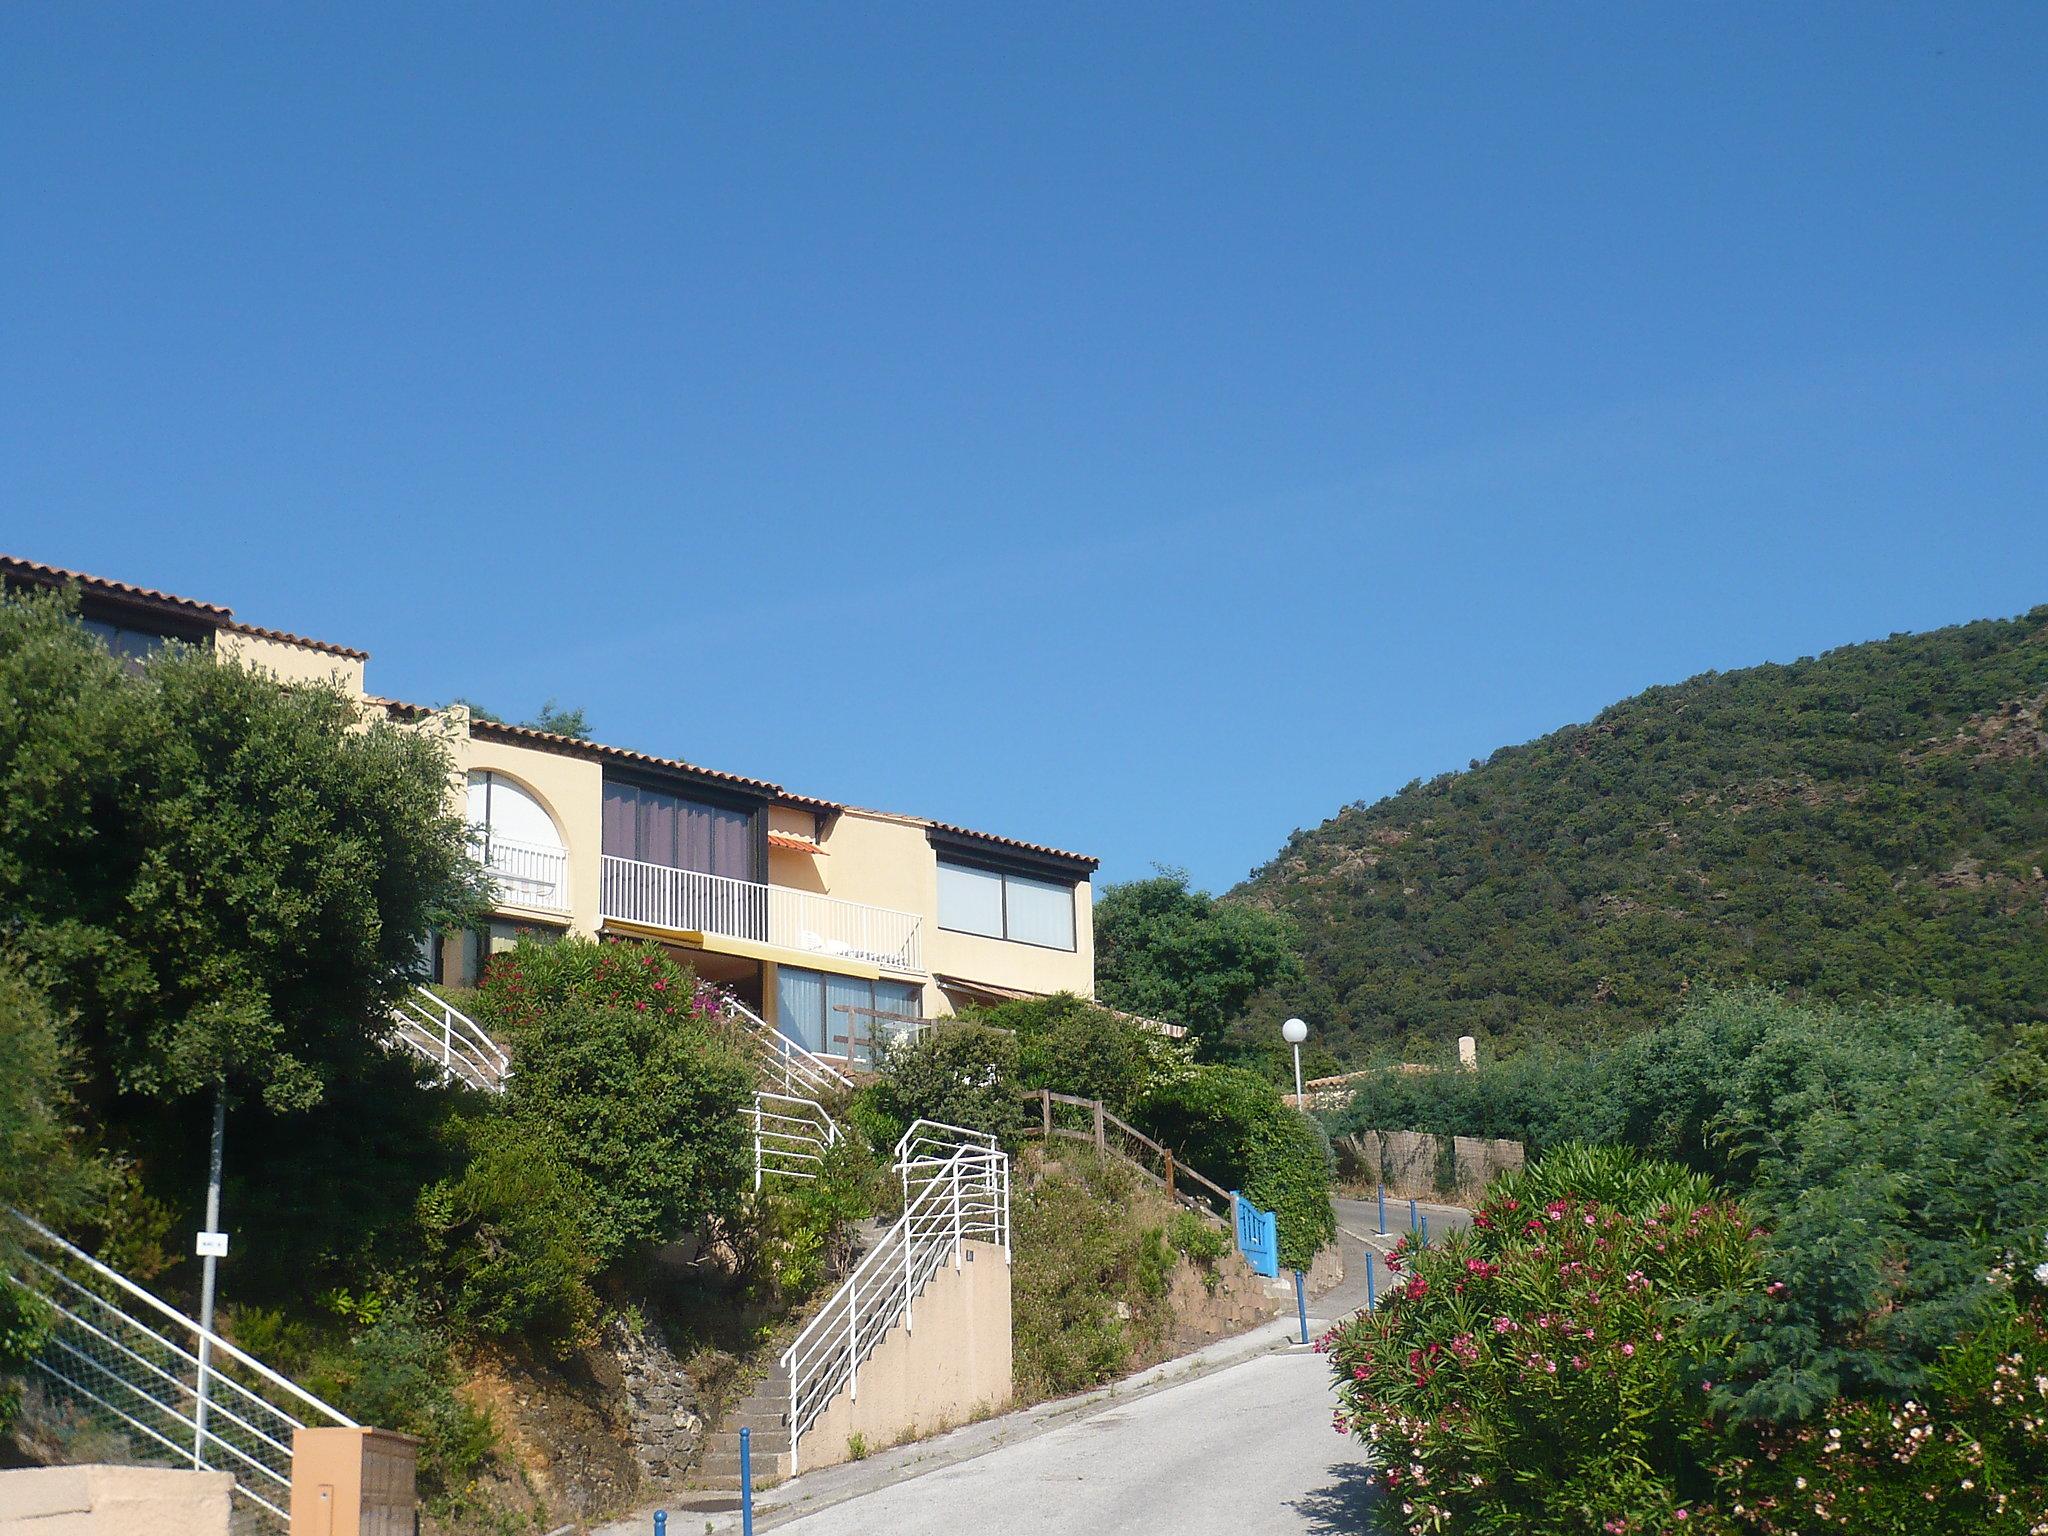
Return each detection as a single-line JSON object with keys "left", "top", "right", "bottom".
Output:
{"left": 1325, "top": 1145, "right": 1761, "bottom": 1533}
{"left": 1324, "top": 1144, "right": 2048, "bottom": 1535}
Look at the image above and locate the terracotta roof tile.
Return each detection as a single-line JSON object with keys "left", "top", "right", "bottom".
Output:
{"left": 467, "top": 717, "right": 788, "bottom": 796}
{"left": 0, "top": 555, "right": 233, "bottom": 617}
{"left": 2, "top": 554, "right": 367, "bottom": 658}
{"left": 927, "top": 820, "right": 1099, "bottom": 870}
{"left": 220, "top": 619, "right": 368, "bottom": 661}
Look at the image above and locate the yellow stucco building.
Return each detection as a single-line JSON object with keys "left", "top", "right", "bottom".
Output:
{"left": 3, "top": 554, "right": 1098, "bottom": 1061}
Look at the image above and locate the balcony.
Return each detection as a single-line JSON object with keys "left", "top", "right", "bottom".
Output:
{"left": 600, "top": 855, "right": 925, "bottom": 976}
{"left": 477, "top": 831, "right": 570, "bottom": 914}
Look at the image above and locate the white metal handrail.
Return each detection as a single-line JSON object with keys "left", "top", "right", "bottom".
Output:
{"left": 474, "top": 829, "right": 570, "bottom": 914}
{"left": 780, "top": 1139, "right": 1009, "bottom": 1472}
{"left": 388, "top": 985, "right": 511, "bottom": 1094}
{"left": 894, "top": 1118, "right": 999, "bottom": 1162}
{"left": 4, "top": 1209, "right": 356, "bottom": 1531}
{"left": 752, "top": 1092, "right": 840, "bottom": 1191}
{"left": 600, "top": 855, "right": 925, "bottom": 976}
{"left": 720, "top": 997, "right": 854, "bottom": 1101}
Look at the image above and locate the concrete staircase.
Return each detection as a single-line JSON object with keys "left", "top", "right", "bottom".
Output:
{"left": 696, "top": 1364, "right": 794, "bottom": 1488}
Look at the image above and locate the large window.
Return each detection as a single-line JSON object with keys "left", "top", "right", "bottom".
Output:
{"left": 78, "top": 616, "right": 173, "bottom": 671}
{"left": 775, "top": 966, "right": 921, "bottom": 1060}
{"left": 602, "top": 780, "right": 755, "bottom": 881}
{"left": 937, "top": 860, "right": 1076, "bottom": 950}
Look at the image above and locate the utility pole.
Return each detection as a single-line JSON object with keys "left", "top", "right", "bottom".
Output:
{"left": 192, "top": 1084, "right": 228, "bottom": 1467}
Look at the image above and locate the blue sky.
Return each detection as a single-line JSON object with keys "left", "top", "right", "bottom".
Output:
{"left": 5, "top": 4, "right": 2044, "bottom": 891}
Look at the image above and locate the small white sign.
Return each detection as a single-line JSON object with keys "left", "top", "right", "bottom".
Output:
{"left": 195, "top": 1231, "right": 229, "bottom": 1258}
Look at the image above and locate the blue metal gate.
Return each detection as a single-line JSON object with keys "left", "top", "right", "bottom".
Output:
{"left": 1233, "top": 1193, "right": 1278, "bottom": 1277}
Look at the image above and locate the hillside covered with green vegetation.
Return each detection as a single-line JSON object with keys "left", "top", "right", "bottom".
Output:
{"left": 1242, "top": 606, "right": 2048, "bottom": 1060}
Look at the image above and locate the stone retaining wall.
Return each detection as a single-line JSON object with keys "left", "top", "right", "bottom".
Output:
{"left": 1335, "top": 1129, "right": 1524, "bottom": 1202}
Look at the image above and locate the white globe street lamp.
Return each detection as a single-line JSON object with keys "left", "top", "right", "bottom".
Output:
{"left": 1281, "top": 1017, "right": 1308, "bottom": 1105}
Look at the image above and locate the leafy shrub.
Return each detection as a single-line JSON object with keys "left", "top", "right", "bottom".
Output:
{"left": 476, "top": 938, "right": 754, "bottom": 1264}
{"left": 741, "top": 1137, "right": 887, "bottom": 1304}
{"left": 1727, "top": 1286, "right": 2048, "bottom": 1535}
{"left": 0, "top": 1282, "right": 50, "bottom": 1434}
{"left": 868, "top": 1023, "right": 1022, "bottom": 1142}
{"left": 306, "top": 1299, "right": 498, "bottom": 1513}
{"left": 1167, "top": 1209, "right": 1228, "bottom": 1267}
{"left": 1331, "top": 990, "right": 2048, "bottom": 1419}
{"left": 416, "top": 1116, "right": 598, "bottom": 1355}
{"left": 0, "top": 590, "right": 485, "bottom": 1116}
{"left": 1011, "top": 1150, "right": 1170, "bottom": 1399}
{"left": 0, "top": 964, "right": 101, "bottom": 1227}
{"left": 986, "top": 992, "right": 1186, "bottom": 1115}
{"left": 1324, "top": 1146, "right": 1764, "bottom": 1533}
{"left": 1325, "top": 1145, "right": 2048, "bottom": 1534}
{"left": 1137, "top": 1065, "right": 1335, "bottom": 1269}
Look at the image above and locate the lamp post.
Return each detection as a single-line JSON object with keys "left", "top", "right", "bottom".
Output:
{"left": 1281, "top": 1017, "right": 1308, "bottom": 1106}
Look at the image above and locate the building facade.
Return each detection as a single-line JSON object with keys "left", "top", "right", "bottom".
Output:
{"left": 2, "top": 555, "right": 1098, "bottom": 1060}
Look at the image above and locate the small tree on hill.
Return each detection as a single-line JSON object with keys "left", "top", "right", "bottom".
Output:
{"left": 1094, "top": 869, "right": 1305, "bottom": 1057}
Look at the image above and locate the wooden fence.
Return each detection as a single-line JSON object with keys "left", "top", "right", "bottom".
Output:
{"left": 1019, "top": 1089, "right": 1235, "bottom": 1227}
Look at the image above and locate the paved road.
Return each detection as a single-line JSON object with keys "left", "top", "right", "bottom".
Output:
{"left": 765, "top": 1349, "right": 1376, "bottom": 1536}
{"left": 1333, "top": 1194, "right": 1473, "bottom": 1249}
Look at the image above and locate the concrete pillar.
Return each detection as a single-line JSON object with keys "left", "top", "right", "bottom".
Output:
{"left": 290, "top": 1427, "right": 419, "bottom": 1536}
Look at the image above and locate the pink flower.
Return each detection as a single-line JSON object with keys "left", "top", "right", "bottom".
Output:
{"left": 1492, "top": 1316, "right": 1516, "bottom": 1334}
{"left": 1621, "top": 1342, "right": 1636, "bottom": 1357}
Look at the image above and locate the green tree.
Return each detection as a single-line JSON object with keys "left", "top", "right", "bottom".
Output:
{"left": 1137, "top": 1065, "right": 1334, "bottom": 1269}
{"left": 448, "top": 696, "right": 592, "bottom": 739}
{"left": 0, "top": 963, "right": 102, "bottom": 1226}
{"left": 987, "top": 991, "right": 1186, "bottom": 1116}
{"left": 865, "top": 1024, "right": 1023, "bottom": 1145}
{"left": 0, "top": 964, "right": 97, "bottom": 1430}
{"left": 523, "top": 699, "right": 591, "bottom": 739}
{"left": 0, "top": 589, "right": 485, "bottom": 1115}
{"left": 1094, "top": 869, "right": 1305, "bottom": 1055}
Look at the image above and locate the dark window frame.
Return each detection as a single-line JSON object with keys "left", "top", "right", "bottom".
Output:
{"left": 935, "top": 856, "right": 1078, "bottom": 952}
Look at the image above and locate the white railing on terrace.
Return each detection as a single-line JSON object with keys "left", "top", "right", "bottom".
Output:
{"left": 752, "top": 1092, "right": 840, "bottom": 1191}
{"left": 389, "top": 986, "right": 511, "bottom": 1094}
{"left": 601, "top": 856, "right": 924, "bottom": 976}
{"left": 718, "top": 997, "right": 854, "bottom": 1101}
{"left": 782, "top": 1126, "right": 1008, "bottom": 1472}
{"left": 5, "top": 1209, "right": 356, "bottom": 1532}
{"left": 474, "top": 830, "right": 569, "bottom": 914}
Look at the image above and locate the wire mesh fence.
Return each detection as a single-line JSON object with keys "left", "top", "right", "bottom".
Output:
{"left": 4, "top": 1209, "right": 355, "bottom": 1532}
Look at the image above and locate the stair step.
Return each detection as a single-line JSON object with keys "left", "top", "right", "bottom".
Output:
{"left": 705, "top": 1429, "right": 792, "bottom": 1456}
{"left": 696, "top": 1450, "right": 793, "bottom": 1487}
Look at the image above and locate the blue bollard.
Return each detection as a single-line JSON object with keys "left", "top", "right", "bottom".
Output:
{"left": 1421, "top": 1213, "right": 1430, "bottom": 1246}
{"left": 654, "top": 1512, "right": 667, "bottom": 1536}
{"left": 1294, "top": 1269, "right": 1309, "bottom": 1344}
{"left": 1409, "top": 1197, "right": 1418, "bottom": 1234}
{"left": 740, "top": 1425, "right": 755, "bottom": 1536}
{"left": 1365, "top": 1252, "right": 1376, "bottom": 1310}
{"left": 1377, "top": 1183, "right": 1388, "bottom": 1235}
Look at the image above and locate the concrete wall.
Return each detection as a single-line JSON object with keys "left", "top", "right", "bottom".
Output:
{"left": 216, "top": 630, "right": 368, "bottom": 695}
{"left": 0, "top": 1465, "right": 233, "bottom": 1535}
{"left": 1337, "top": 1130, "right": 1526, "bottom": 1203}
{"left": 801, "top": 1238, "right": 1012, "bottom": 1472}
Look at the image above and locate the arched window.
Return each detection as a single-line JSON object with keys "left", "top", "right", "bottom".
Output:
{"left": 468, "top": 770, "right": 568, "bottom": 912}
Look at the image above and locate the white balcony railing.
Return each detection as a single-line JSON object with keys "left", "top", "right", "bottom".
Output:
{"left": 600, "top": 855, "right": 924, "bottom": 976}
{"left": 474, "top": 831, "right": 569, "bottom": 914}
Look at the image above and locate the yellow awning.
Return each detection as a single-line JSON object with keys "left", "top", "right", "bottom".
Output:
{"left": 602, "top": 919, "right": 884, "bottom": 980}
